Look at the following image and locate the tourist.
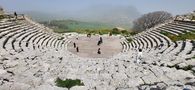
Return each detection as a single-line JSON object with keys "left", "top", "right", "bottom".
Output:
{"left": 14, "top": 12, "right": 17, "bottom": 20}
{"left": 87, "top": 33, "right": 91, "bottom": 38}
{"left": 159, "top": 43, "right": 164, "bottom": 50}
{"left": 97, "top": 37, "right": 103, "bottom": 46}
{"left": 100, "top": 37, "right": 103, "bottom": 43}
{"left": 76, "top": 47, "right": 79, "bottom": 52}
{"left": 97, "top": 48, "right": 101, "bottom": 54}
{"left": 109, "top": 32, "right": 112, "bottom": 36}
{"left": 97, "top": 40, "right": 101, "bottom": 46}
{"left": 136, "top": 49, "right": 142, "bottom": 64}
{"left": 73, "top": 42, "right": 76, "bottom": 48}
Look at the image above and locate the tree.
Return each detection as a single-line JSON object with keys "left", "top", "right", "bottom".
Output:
{"left": 133, "top": 11, "right": 173, "bottom": 32}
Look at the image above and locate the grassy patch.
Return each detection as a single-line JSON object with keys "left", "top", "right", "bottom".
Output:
{"left": 74, "top": 29, "right": 112, "bottom": 34}
{"left": 192, "top": 16, "right": 195, "bottom": 20}
{"left": 129, "top": 31, "right": 139, "bottom": 36}
{"left": 55, "top": 77, "right": 84, "bottom": 90}
{"left": 192, "top": 56, "right": 195, "bottom": 59}
{"left": 40, "top": 20, "right": 113, "bottom": 31}
{"left": 160, "top": 31, "right": 195, "bottom": 42}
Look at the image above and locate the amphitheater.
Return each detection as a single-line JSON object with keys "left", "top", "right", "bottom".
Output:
{"left": 0, "top": 12, "right": 195, "bottom": 90}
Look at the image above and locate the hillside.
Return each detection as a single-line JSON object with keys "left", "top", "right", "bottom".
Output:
{"left": 40, "top": 20, "right": 115, "bottom": 33}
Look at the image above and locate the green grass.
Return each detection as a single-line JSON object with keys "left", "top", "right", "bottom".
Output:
{"left": 192, "top": 56, "right": 195, "bottom": 59}
{"left": 40, "top": 20, "right": 113, "bottom": 32}
{"left": 129, "top": 31, "right": 138, "bottom": 36}
{"left": 72, "top": 29, "right": 111, "bottom": 34}
{"left": 55, "top": 77, "right": 84, "bottom": 90}
{"left": 160, "top": 31, "right": 195, "bottom": 42}
{"left": 40, "top": 20, "right": 137, "bottom": 35}
{"left": 41, "top": 20, "right": 138, "bottom": 36}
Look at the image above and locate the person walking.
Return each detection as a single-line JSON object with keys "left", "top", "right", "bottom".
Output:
{"left": 97, "top": 37, "right": 103, "bottom": 46}
{"left": 73, "top": 42, "right": 76, "bottom": 48}
{"left": 76, "top": 46, "right": 79, "bottom": 52}
{"left": 97, "top": 40, "right": 101, "bottom": 46}
{"left": 100, "top": 37, "right": 103, "bottom": 43}
{"left": 14, "top": 12, "right": 17, "bottom": 20}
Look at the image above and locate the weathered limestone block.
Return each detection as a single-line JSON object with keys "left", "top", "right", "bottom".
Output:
{"left": 0, "top": 69, "right": 7, "bottom": 75}
{"left": 9, "top": 83, "right": 31, "bottom": 90}
{"left": 34, "top": 85, "right": 68, "bottom": 90}
{"left": 127, "top": 78, "right": 144, "bottom": 87}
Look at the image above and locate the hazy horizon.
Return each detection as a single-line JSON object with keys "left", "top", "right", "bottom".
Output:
{"left": 0, "top": 0, "right": 195, "bottom": 28}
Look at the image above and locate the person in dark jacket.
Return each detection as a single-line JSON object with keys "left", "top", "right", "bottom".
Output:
{"left": 97, "top": 48, "right": 101, "bottom": 54}
{"left": 73, "top": 42, "right": 76, "bottom": 48}
{"left": 14, "top": 12, "right": 17, "bottom": 20}
{"left": 100, "top": 37, "right": 103, "bottom": 43}
{"left": 76, "top": 47, "right": 79, "bottom": 52}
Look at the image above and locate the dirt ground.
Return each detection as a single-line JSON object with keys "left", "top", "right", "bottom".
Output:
{"left": 67, "top": 35, "right": 123, "bottom": 58}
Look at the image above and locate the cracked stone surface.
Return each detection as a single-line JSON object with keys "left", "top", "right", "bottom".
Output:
{"left": 0, "top": 48, "right": 195, "bottom": 90}
{"left": 0, "top": 17, "right": 195, "bottom": 90}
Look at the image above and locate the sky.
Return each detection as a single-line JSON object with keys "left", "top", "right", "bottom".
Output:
{"left": 0, "top": 0, "right": 194, "bottom": 24}
{"left": 0, "top": 0, "right": 194, "bottom": 14}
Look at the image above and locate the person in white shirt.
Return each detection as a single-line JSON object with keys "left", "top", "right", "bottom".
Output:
{"left": 136, "top": 49, "right": 142, "bottom": 64}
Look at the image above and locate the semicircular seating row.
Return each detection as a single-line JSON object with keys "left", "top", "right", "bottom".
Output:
{"left": 0, "top": 18, "right": 70, "bottom": 54}
{"left": 121, "top": 20, "right": 195, "bottom": 60}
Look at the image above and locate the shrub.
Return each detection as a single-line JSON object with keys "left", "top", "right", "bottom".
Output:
{"left": 121, "top": 30, "right": 128, "bottom": 34}
{"left": 129, "top": 31, "right": 138, "bottom": 36}
{"left": 192, "top": 16, "right": 195, "bottom": 20}
{"left": 55, "top": 77, "right": 84, "bottom": 90}
{"left": 111, "top": 28, "right": 121, "bottom": 34}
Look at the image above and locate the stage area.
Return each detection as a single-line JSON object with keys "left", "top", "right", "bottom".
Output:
{"left": 67, "top": 35, "right": 123, "bottom": 58}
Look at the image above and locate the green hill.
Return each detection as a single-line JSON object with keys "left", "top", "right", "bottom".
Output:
{"left": 40, "top": 20, "right": 114, "bottom": 33}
